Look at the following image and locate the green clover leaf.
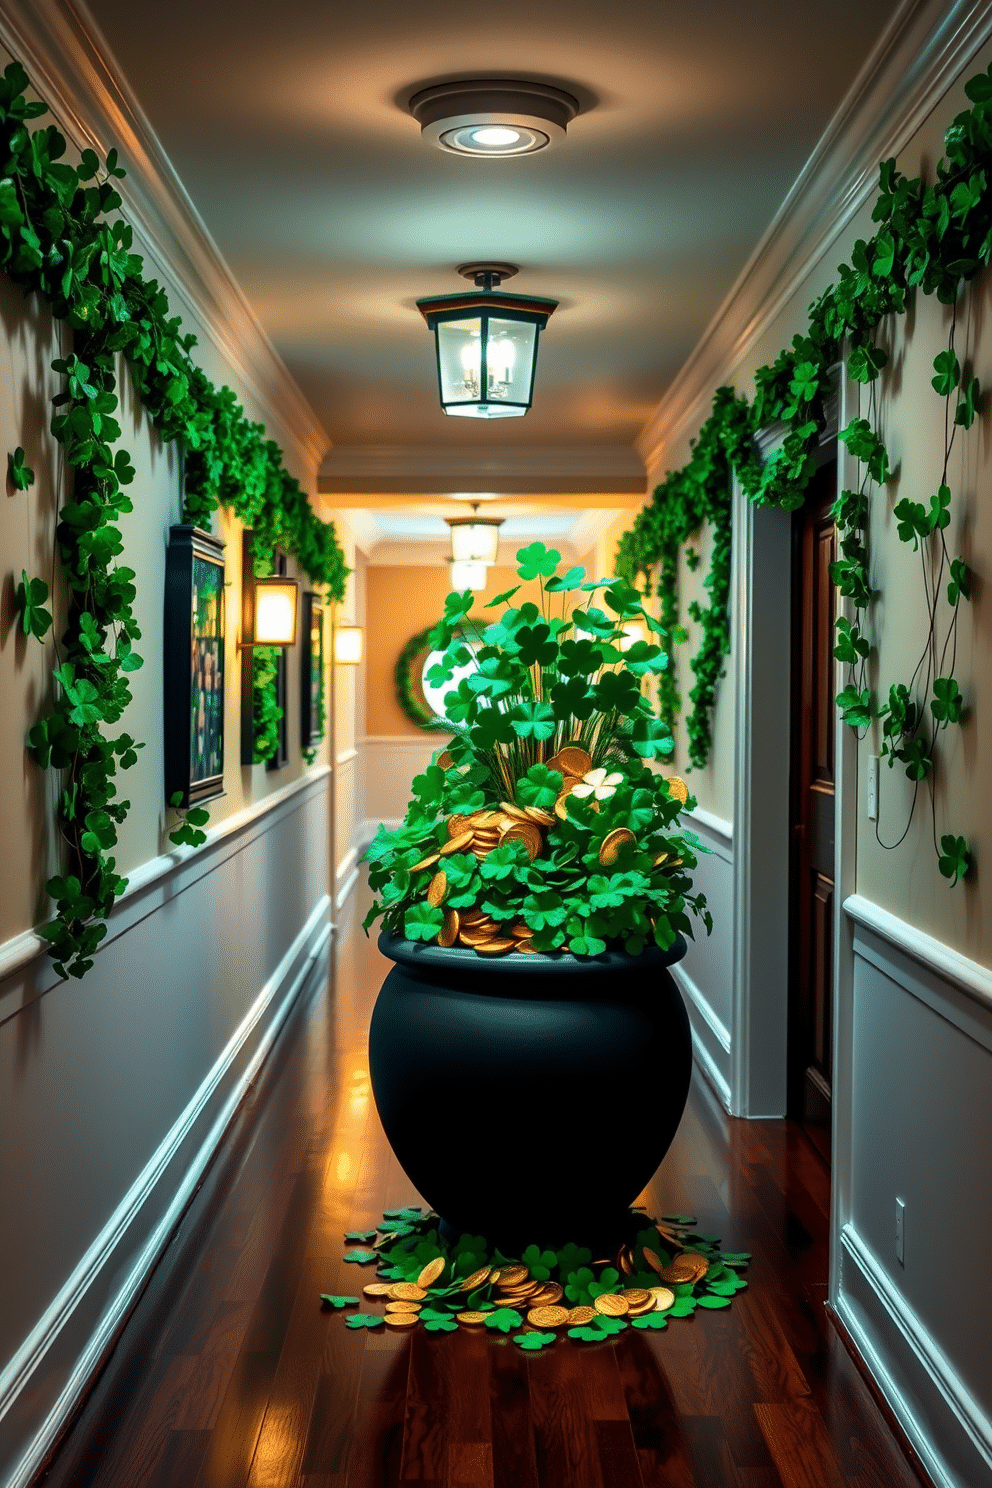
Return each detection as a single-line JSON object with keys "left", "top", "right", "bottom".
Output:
{"left": 631, "top": 1313, "right": 668, "bottom": 1330}
{"left": 343, "top": 1248, "right": 379, "bottom": 1265}
{"left": 516, "top": 762, "right": 563, "bottom": 809}
{"left": 509, "top": 699, "right": 556, "bottom": 741}
{"left": 695, "top": 1295, "right": 732, "bottom": 1310}
{"left": 345, "top": 1312, "right": 385, "bottom": 1329}
{"left": 484, "top": 1307, "right": 524, "bottom": 1333}
{"left": 521, "top": 1245, "right": 557, "bottom": 1281}
{"left": 516, "top": 542, "right": 561, "bottom": 580}
{"left": 564, "top": 1267, "right": 595, "bottom": 1305}
{"left": 320, "top": 1294, "right": 359, "bottom": 1309}
{"left": 344, "top": 1229, "right": 378, "bottom": 1243}
{"left": 9, "top": 446, "right": 35, "bottom": 490}
{"left": 480, "top": 842, "right": 530, "bottom": 881}
{"left": 514, "top": 1330, "right": 557, "bottom": 1350}
{"left": 423, "top": 1316, "right": 459, "bottom": 1332}
{"left": 514, "top": 623, "right": 558, "bottom": 667}
{"left": 938, "top": 834, "right": 970, "bottom": 885}
{"left": 404, "top": 903, "right": 444, "bottom": 942}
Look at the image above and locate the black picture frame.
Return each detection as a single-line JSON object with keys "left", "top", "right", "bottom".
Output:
{"left": 266, "top": 548, "right": 290, "bottom": 771}
{"left": 164, "top": 525, "right": 226, "bottom": 808}
{"left": 301, "top": 593, "right": 326, "bottom": 749}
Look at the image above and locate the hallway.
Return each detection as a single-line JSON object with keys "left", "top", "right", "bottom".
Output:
{"left": 39, "top": 879, "right": 922, "bottom": 1488}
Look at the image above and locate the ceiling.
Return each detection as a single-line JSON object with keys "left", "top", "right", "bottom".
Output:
{"left": 81, "top": 0, "right": 904, "bottom": 510}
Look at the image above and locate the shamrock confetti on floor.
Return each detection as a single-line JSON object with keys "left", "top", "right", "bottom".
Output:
{"left": 320, "top": 1206, "right": 749, "bottom": 1353}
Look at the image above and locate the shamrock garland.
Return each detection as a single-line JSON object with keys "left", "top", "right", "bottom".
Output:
{"left": 616, "top": 60, "right": 992, "bottom": 885}
{"left": 364, "top": 544, "right": 712, "bottom": 956}
{"left": 2, "top": 60, "right": 348, "bottom": 979}
{"left": 322, "top": 1206, "right": 749, "bottom": 1353}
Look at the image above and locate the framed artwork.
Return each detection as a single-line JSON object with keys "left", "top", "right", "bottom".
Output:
{"left": 164, "top": 525, "right": 226, "bottom": 807}
{"left": 301, "top": 593, "right": 327, "bottom": 750}
{"left": 266, "top": 548, "right": 290, "bottom": 771}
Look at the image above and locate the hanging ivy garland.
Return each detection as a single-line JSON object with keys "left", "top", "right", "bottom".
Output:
{"left": 617, "top": 61, "right": 992, "bottom": 886}
{"left": 3, "top": 61, "right": 348, "bottom": 980}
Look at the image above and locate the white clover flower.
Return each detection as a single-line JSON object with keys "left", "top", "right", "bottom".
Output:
{"left": 571, "top": 767, "right": 624, "bottom": 802}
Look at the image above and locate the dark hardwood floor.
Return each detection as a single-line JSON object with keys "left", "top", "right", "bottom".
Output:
{"left": 38, "top": 877, "right": 926, "bottom": 1488}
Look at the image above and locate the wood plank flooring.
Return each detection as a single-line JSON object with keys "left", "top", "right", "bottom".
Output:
{"left": 38, "top": 879, "right": 927, "bottom": 1488}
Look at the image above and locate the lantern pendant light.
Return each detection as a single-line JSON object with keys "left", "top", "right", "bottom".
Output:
{"left": 417, "top": 264, "right": 557, "bottom": 420}
{"left": 445, "top": 503, "right": 504, "bottom": 570}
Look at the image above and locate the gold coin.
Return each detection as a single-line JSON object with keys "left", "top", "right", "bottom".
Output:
{"left": 499, "top": 1279, "right": 540, "bottom": 1299}
{"left": 410, "top": 852, "right": 440, "bottom": 873}
{"left": 617, "top": 1246, "right": 635, "bottom": 1276}
{"left": 488, "top": 1269, "right": 502, "bottom": 1286}
{"left": 554, "top": 795, "right": 572, "bottom": 822}
{"left": 557, "top": 746, "right": 593, "bottom": 776}
{"left": 567, "top": 1306, "right": 596, "bottom": 1326}
{"left": 458, "top": 927, "right": 499, "bottom": 947}
{"left": 438, "top": 909, "right": 460, "bottom": 948}
{"left": 474, "top": 938, "right": 515, "bottom": 955}
{"left": 598, "top": 828, "right": 635, "bottom": 867}
{"left": 390, "top": 1282, "right": 427, "bottom": 1301}
{"left": 427, "top": 871, "right": 447, "bottom": 908}
{"left": 642, "top": 1247, "right": 666, "bottom": 1277}
{"left": 497, "top": 1264, "right": 529, "bottom": 1288}
{"left": 529, "top": 1282, "right": 564, "bottom": 1306}
{"left": 502, "top": 824, "right": 542, "bottom": 860}
{"left": 469, "top": 810, "right": 500, "bottom": 828}
{"left": 527, "top": 1305, "right": 570, "bottom": 1328}
{"left": 447, "top": 815, "right": 470, "bottom": 836}
{"left": 515, "top": 942, "right": 541, "bottom": 954}
{"left": 363, "top": 1282, "right": 393, "bottom": 1298}
{"left": 649, "top": 1286, "right": 675, "bottom": 1312}
{"left": 417, "top": 1257, "right": 446, "bottom": 1289}
{"left": 386, "top": 1300, "right": 422, "bottom": 1314}
{"left": 459, "top": 908, "right": 485, "bottom": 924}
{"left": 523, "top": 805, "right": 555, "bottom": 827}
{"left": 510, "top": 923, "right": 535, "bottom": 939}
{"left": 666, "top": 775, "right": 689, "bottom": 805}
{"left": 437, "top": 750, "right": 453, "bottom": 770}
{"left": 384, "top": 1311, "right": 419, "bottom": 1328}
{"left": 594, "top": 1293, "right": 629, "bottom": 1317}
{"left": 500, "top": 801, "right": 530, "bottom": 821}
{"left": 621, "top": 1289, "right": 652, "bottom": 1309}
{"left": 653, "top": 852, "right": 670, "bottom": 868}
{"left": 660, "top": 1255, "right": 708, "bottom": 1285}
{"left": 459, "top": 1267, "right": 492, "bottom": 1291}
{"left": 440, "top": 830, "right": 475, "bottom": 856}
{"left": 625, "top": 1295, "right": 656, "bottom": 1317}
{"left": 457, "top": 1311, "right": 489, "bottom": 1326}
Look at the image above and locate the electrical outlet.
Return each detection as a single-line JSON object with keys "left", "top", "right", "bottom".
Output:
{"left": 895, "top": 1197, "right": 906, "bottom": 1265}
{"left": 867, "top": 754, "right": 879, "bottom": 821}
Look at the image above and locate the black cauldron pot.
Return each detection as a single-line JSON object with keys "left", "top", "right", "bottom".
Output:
{"left": 369, "top": 931, "right": 692, "bottom": 1252}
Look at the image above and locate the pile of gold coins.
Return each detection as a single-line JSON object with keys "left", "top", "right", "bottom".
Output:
{"left": 358, "top": 1249, "right": 705, "bottom": 1331}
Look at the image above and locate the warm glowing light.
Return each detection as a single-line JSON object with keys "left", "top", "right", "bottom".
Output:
{"left": 448, "top": 519, "right": 501, "bottom": 564}
{"left": 450, "top": 560, "right": 487, "bottom": 591}
{"left": 487, "top": 336, "right": 516, "bottom": 385}
{"left": 335, "top": 1152, "right": 353, "bottom": 1183}
{"left": 253, "top": 579, "right": 298, "bottom": 646}
{"left": 334, "top": 625, "right": 364, "bottom": 664}
{"left": 470, "top": 126, "right": 521, "bottom": 147}
{"left": 620, "top": 621, "right": 648, "bottom": 651}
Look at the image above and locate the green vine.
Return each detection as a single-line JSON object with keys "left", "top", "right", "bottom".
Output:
{"left": 2, "top": 61, "right": 348, "bottom": 978}
{"left": 617, "top": 59, "right": 992, "bottom": 884}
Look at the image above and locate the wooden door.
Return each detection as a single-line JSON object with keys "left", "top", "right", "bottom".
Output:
{"left": 788, "top": 462, "right": 836, "bottom": 1163}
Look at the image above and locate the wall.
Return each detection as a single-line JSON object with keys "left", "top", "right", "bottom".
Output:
{"left": 0, "top": 17, "right": 333, "bottom": 1487}
{"left": 633, "top": 10, "right": 992, "bottom": 1484}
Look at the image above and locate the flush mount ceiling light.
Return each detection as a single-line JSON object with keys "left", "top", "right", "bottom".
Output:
{"left": 408, "top": 79, "right": 579, "bottom": 157}
{"left": 417, "top": 264, "right": 558, "bottom": 420}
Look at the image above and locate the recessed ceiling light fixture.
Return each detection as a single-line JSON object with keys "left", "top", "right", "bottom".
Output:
{"left": 408, "top": 79, "right": 580, "bottom": 157}
{"left": 416, "top": 264, "right": 558, "bottom": 420}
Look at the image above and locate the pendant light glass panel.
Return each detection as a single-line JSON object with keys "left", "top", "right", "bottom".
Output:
{"left": 433, "top": 311, "right": 538, "bottom": 419}
{"left": 449, "top": 521, "right": 500, "bottom": 563}
{"left": 449, "top": 559, "right": 488, "bottom": 590}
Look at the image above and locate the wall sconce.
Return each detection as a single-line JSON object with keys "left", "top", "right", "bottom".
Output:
{"left": 334, "top": 624, "right": 364, "bottom": 665}
{"left": 241, "top": 572, "right": 299, "bottom": 648}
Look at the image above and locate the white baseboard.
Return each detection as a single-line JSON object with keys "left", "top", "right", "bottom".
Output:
{"left": 0, "top": 897, "right": 331, "bottom": 1488}
{"left": 837, "top": 1223, "right": 992, "bottom": 1488}
{"left": 673, "top": 962, "right": 732, "bottom": 1111}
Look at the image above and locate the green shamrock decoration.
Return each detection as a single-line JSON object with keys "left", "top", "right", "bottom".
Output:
{"left": 423, "top": 1316, "right": 459, "bottom": 1333}
{"left": 345, "top": 1313, "right": 384, "bottom": 1329}
{"left": 343, "top": 1248, "right": 379, "bottom": 1265}
{"left": 319, "top": 1294, "right": 359, "bottom": 1309}
{"left": 484, "top": 1308, "right": 524, "bottom": 1334}
{"left": 631, "top": 1313, "right": 668, "bottom": 1330}
{"left": 343, "top": 1229, "right": 378, "bottom": 1243}
{"left": 514, "top": 1331, "right": 557, "bottom": 1351}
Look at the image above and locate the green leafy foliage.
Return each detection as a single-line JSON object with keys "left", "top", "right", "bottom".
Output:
{"left": 319, "top": 1294, "right": 359, "bottom": 1309}
{"left": 616, "top": 76, "right": 988, "bottom": 887}
{"left": 514, "top": 1330, "right": 557, "bottom": 1350}
{"left": 1, "top": 59, "right": 349, "bottom": 979}
{"left": 168, "top": 791, "right": 209, "bottom": 848}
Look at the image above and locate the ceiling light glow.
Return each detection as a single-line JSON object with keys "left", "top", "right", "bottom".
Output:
{"left": 470, "top": 126, "right": 521, "bottom": 147}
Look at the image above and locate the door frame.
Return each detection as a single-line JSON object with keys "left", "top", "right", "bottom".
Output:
{"left": 729, "top": 366, "right": 858, "bottom": 1122}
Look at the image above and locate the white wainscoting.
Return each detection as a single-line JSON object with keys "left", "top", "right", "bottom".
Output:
{"left": 360, "top": 734, "right": 450, "bottom": 834}
{"left": 674, "top": 807, "right": 734, "bottom": 1110}
{"left": 833, "top": 896, "right": 992, "bottom": 1488}
{"left": 0, "top": 772, "right": 331, "bottom": 1488}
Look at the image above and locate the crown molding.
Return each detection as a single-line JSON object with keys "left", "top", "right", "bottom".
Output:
{"left": 0, "top": 0, "right": 329, "bottom": 476}
{"left": 636, "top": 0, "right": 992, "bottom": 479}
{"left": 318, "top": 443, "right": 646, "bottom": 496}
